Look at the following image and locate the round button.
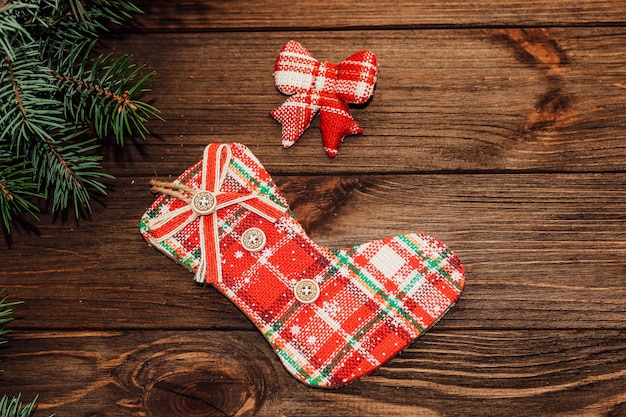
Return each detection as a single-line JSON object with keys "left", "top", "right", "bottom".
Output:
{"left": 241, "top": 228, "right": 266, "bottom": 252}
{"left": 294, "top": 279, "right": 320, "bottom": 304}
{"left": 191, "top": 190, "right": 216, "bottom": 215}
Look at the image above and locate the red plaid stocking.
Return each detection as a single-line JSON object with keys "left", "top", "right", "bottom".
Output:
{"left": 140, "top": 143, "right": 465, "bottom": 387}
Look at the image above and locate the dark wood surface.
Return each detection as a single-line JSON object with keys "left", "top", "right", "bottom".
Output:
{"left": 1, "top": 1, "right": 626, "bottom": 416}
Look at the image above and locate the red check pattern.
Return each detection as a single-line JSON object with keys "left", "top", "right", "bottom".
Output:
{"left": 140, "top": 142, "right": 465, "bottom": 387}
{"left": 271, "top": 40, "right": 378, "bottom": 157}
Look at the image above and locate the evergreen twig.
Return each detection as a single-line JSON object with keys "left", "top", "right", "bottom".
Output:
{"left": 0, "top": 289, "right": 48, "bottom": 417}
{"left": 0, "top": 288, "right": 22, "bottom": 343}
{"left": 0, "top": 0, "right": 161, "bottom": 233}
{"left": 0, "top": 394, "right": 39, "bottom": 417}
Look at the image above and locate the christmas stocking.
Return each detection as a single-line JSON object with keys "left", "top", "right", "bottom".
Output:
{"left": 140, "top": 142, "right": 465, "bottom": 387}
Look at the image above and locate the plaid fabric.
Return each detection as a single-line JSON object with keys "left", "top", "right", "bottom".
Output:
{"left": 140, "top": 142, "right": 465, "bottom": 388}
{"left": 271, "top": 40, "right": 378, "bottom": 157}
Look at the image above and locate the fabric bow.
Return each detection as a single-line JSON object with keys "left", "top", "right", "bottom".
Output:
{"left": 270, "top": 40, "right": 378, "bottom": 157}
{"left": 146, "top": 143, "right": 287, "bottom": 284}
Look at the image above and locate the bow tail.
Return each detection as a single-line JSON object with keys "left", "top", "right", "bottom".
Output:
{"left": 195, "top": 214, "right": 221, "bottom": 284}
{"left": 270, "top": 94, "right": 321, "bottom": 148}
{"left": 319, "top": 101, "right": 362, "bottom": 157}
{"left": 146, "top": 206, "right": 196, "bottom": 243}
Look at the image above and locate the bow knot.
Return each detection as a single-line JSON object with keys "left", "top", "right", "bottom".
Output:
{"left": 311, "top": 61, "right": 337, "bottom": 93}
{"left": 271, "top": 40, "right": 378, "bottom": 157}
{"left": 146, "top": 143, "right": 287, "bottom": 284}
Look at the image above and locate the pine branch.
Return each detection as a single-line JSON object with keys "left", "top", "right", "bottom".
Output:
{"left": 1, "top": 48, "right": 65, "bottom": 153}
{"left": 0, "top": 394, "right": 39, "bottom": 417}
{"left": 0, "top": 290, "right": 50, "bottom": 417}
{"left": 0, "top": 0, "right": 161, "bottom": 233}
{"left": 5, "top": 54, "right": 24, "bottom": 119}
{"left": 0, "top": 288, "right": 22, "bottom": 343}
{"left": 1, "top": 46, "right": 112, "bottom": 224}
{"left": 0, "top": 1, "right": 36, "bottom": 60}
{"left": 50, "top": 69, "right": 139, "bottom": 112}
{"left": 0, "top": 152, "right": 41, "bottom": 234}
{"left": 49, "top": 48, "right": 161, "bottom": 145}
{"left": 32, "top": 133, "right": 112, "bottom": 214}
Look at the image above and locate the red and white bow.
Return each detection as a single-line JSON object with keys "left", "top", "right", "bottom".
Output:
{"left": 270, "top": 40, "right": 378, "bottom": 157}
{"left": 146, "top": 143, "right": 287, "bottom": 284}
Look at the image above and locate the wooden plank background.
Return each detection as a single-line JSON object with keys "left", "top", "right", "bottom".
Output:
{"left": 1, "top": 1, "right": 625, "bottom": 416}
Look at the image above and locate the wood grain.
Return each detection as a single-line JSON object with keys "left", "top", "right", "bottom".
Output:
{"left": 99, "top": 28, "right": 626, "bottom": 174}
{"left": 127, "top": 1, "right": 626, "bottom": 30}
{"left": 1, "top": 0, "right": 626, "bottom": 415}
{"left": 2, "top": 174, "right": 624, "bottom": 331}
{"left": 1, "top": 330, "right": 625, "bottom": 416}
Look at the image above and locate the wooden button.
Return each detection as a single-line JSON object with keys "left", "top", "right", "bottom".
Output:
{"left": 191, "top": 191, "right": 216, "bottom": 215}
{"left": 294, "top": 279, "right": 320, "bottom": 304}
{"left": 241, "top": 228, "right": 266, "bottom": 252}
